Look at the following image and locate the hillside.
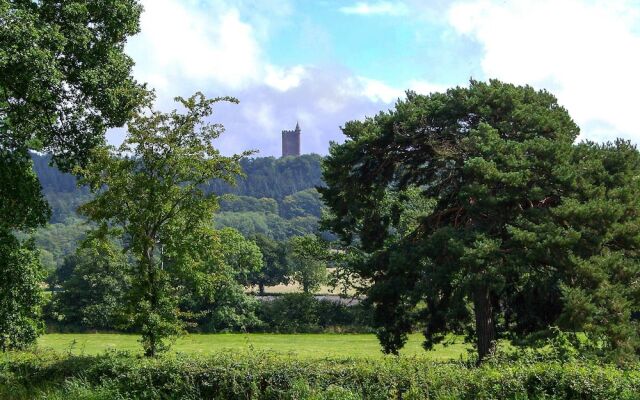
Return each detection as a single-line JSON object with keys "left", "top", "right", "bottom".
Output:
{"left": 30, "top": 153, "right": 326, "bottom": 270}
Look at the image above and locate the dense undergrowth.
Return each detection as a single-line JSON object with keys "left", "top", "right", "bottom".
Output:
{"left": 1, "top": 350, "right": 639, "bottom": 399}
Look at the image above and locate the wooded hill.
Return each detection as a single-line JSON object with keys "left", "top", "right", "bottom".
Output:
{"left": 30, "top": 153, "right": 326, "bottom": 270}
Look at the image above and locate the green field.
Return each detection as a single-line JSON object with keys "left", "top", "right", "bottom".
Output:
{"left": 37, "top": 333, "right": 471, "bottom": 360}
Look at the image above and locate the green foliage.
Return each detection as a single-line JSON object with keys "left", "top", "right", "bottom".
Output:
{"left": 257, "top": 293, "right": 371, "bottom": 333}
{"left": 1, "top": 0, "right": 144, "bottom": 352}
{"left": 551, "top": 140, "right": 640, "bottom": 364}
{"left": 30, "top": 154, "right": 81, "bottom": 196}
{"left": 287, "top": 235, "right": 329, "bottom": 293}
{"left": 219, "top": 195, "right": 279, "bottom": 214}
{"left": 281, "top": 188, "right": 324, "bottom": 219}
{"left": 0, "top": 0, "right": 146, "bottom": 247}
{"left": 0, "top": 0, "right": 146, "bottom": 169}
{"left": 49, "top": 238, "right": 129, "bottom": 331}
{"left": 245, "top": 234, "right": 290, "bottom": 293}
{"left": 77, "top": 93, "right": 250, "bottom": 356}
{"left": 44, "top": 227, "right": 264, "bottom": 334}
{"left": 258, "top": 293, "right": 324, "bottom": 333}
{"left": 2, "top": 351, "right": 640, "bottom": 399}
{"left": 321, "top": 79, "right": 640, "bottom": 362}
{"left": 0, "top": 151, "right": 49, "bottom": 232}
{"left": 0, "top": 231, "right": 44, "bottom": 351}
{"left": 216, "top": 227, "right": 263, "bottom": 282}
{"left": 184, "top": 227, "right": 262, "bottom": 332}
{"left": 214, "top": 209, "right": 320, "bottom": 241}
{"left": 30, "top": 217, "right": 89, "bottom": 272}
{"left": 30, "top": 153, "right": 326, "bottom": 276}
{"left": 0, "top": 154, "right": 49, "bottom": 341}
{"left": 31, "top": 153, "right": 322, "bottom": 231}
{"left": 196, "top": 281, "right": 261, "bottom": 333}
{"left": 205, "top": 154, "right": 324, "bottom": 200}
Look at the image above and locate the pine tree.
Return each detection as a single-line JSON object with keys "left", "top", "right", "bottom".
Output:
{"left": 321, "top": 80, "right": 640, "bottom": 362}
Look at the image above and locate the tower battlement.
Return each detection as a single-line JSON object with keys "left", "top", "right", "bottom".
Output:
{"left": 281, "top": 122, "right": 301, "bottom": 157}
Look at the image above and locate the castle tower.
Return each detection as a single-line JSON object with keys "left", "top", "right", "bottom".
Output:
{"left": 281, "top": 122, "right": 301, "bottom": 157}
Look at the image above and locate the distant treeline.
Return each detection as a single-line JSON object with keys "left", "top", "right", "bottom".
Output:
{"left": 205, "top": 154, "right": 325, "bottom": 200}
{"left": 32, "top": 152, "right": 324, "bottom": 201}
{"left": 30, "top": 153, "right": 329, "bottom": 270}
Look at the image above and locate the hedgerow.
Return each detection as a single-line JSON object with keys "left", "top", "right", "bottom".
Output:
{"left": 1, "top": 351, "right": 639, "bottom": 399}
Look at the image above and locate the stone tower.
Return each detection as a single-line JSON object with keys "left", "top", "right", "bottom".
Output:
{"left": 281, "top": 122, "right": 301, "bottom": 157}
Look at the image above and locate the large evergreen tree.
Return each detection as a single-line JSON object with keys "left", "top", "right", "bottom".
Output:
{"left": 321, "top": 80, "right": 640, "bottom": 362}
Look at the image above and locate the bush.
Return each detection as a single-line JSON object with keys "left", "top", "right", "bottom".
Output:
{"left": 257, "top": 293, "right": 371, "bottom": 333}
{"left": 1, "top": 351, "right": 640, "bottom": 399}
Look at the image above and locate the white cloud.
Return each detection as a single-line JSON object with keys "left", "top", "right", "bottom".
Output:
{"left": 128, "top": 0, "right": 304, "bottom": 96}
{"left": 242, "top": 102, "right": 278, "bottom": 137}
{"left": 112, "top": 0, "right": 454, "bottom": 155}
{"left": 409, "top": 80, "right": 450, "bottom": 95}
{"left": 448, "top": 0, "right": 640, "bottom": 142}
{"left": 339, "top": 1, "right": 409, "bottom": 16}
{"left": 265, "top": 65, "right": 307, "bottom": 92}
{"left": 343, "top": 77, "right": 450, "bottom": 104}
{"left": 355, "top": 77, "right": 405, "bottom": 103}
{"left": 128, "top": 0, "right": 263, "bottom": 90}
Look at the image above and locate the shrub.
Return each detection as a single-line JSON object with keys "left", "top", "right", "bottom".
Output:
{"left": 257, "top": 293, "right": 371, "bottom": 333}
{"left": 1, "top": 351, "right": 640, "bottom": 399}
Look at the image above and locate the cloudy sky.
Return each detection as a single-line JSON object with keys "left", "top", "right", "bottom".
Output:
{"left": 113, "top": 0, "right": 640, "bottom": 157}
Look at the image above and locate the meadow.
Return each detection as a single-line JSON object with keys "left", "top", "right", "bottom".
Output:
{"left": 37, "top": 333, "right": 470, "bottom": 360}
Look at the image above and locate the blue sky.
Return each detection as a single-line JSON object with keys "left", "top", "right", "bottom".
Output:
{"left": 113, "top": 0, "right": 640, "bottom": 157}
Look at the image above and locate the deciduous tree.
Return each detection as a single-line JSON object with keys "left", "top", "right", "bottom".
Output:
{"left": 0, "top": 232, "right": 43, "bottom": 351}
{"left": 288, "top": 235, "right": 328, "bottom": 294}
{"left": 246, "top": 234, "right": 290, "bottom": 294}
{"left": 51, "top": 237, "right": 129, "bottom": 330}
{"left": 1, "top": 0, "right": 145, "bottom": 347}
{"left": 78, "top": 93, "right": 250, "bottom": 356}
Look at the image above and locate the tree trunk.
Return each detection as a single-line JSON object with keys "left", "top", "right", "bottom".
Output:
{"left": 258, "top": 282, "right": 265, "bottom": 295}
{"left": 144, "top": 244, "right": 158, "bottom": 357}
{"left": 145, "top": 334, "right": 157, "bottom": 357}
{"left": 473, "top": 285, "right": 496, "bottom": 363}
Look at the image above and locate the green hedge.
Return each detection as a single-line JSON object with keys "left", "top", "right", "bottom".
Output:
{"left": 1, "top": 351, "right": 639, "bottom": 399}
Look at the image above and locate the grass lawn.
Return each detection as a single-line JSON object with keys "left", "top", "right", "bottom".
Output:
{"left": 37, "top": 333, "right": 471, "bottom": 360}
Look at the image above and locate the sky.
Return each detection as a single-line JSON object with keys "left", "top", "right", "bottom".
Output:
{"left": 112, "top": 0, "right": 640, "bottom": 157}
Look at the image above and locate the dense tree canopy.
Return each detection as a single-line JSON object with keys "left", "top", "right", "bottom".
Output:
{"left": 215, "top": 227, "right": 263, "bottom": 284}
{"left": 30, "top": 152, "right": 326, "bottom": 258}
{"left": 287, "top": 235, "right": 329, "bottom": 294}
{"left": 0, "top": 0, "right": 144, "bottom": 350}
{"left": 50, "top": 237, "right": 129, "bottom": 330}
{"left": 281, "top": 188, "right": 324, "bottom": 219}
{"left": 183, "top": 228, "right": 261, "bottom": 332}
{"left": 205, "top": 154, "right": 324, "bottom": 201}
{"left": 245, "top": 234, "right": 290, "bottom": 294}
{"left": 32, "top": 153, "right": 324, "bottom": 205}
{"left": 0, "top": 231, "right": 43, "bottom": 351}
{"left": 321, "top": 80, "right": 640, "bottom": 362}
{"left": 1, "top": 0, "right": 146, "bottom": 230}
{"left": 0, "top": 0, "right": 146, "bottom": 167}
